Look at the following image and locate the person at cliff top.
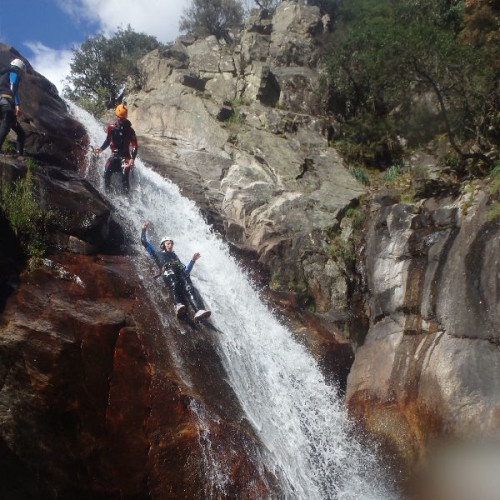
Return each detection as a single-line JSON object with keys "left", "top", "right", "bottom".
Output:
{"left": 93, "top": 102, "right": 137, "bottom": 193}
{"left": 141, "top": 221, "right": 211, "bottom": 321}
{"left": 0, "top": 58, "right": 27, "bottom": 156}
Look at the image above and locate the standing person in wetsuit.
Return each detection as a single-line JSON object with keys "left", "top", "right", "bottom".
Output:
{"left": 93, "top": 102, "right": 137, "bottom": 193}
{"left": 0, "top": 58, "right": 26, "bottom": 156}
{"left": 141, "top": 221, "right": 211, "bottom": 321}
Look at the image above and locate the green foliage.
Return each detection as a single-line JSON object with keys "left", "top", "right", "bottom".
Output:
{"left": 269, "top": 270, "right": 281, "bottom": 291}
{"left": 486, "top": 161, "right": 500, "bottom": 221}
{"left": 305, "top": 0, "right": 338, "bottom": 18}
{"left": 250, "top": 0, "right": 336, "bottom": 16}
{"left": 180, "top": 0, "right": 244, "bottom": 39}
{"left": 0, "top": 166, "right": 50, "bottom": 260}
{"left": 1, "top": 140, "right": 16, "bottom": 154}
{"left": 233, "top": 96, "right": 252, "bottom": 107}
{"left": 226, "top": 109, "right": 244, "bottom": 132}
{"left": 489, "top": 162, "right": 500, "bottom": 197}
{"left": 348, "top": 164, "right": 370, "bottom": 186}
{"left": 323, "top": 0, "right": 498, "bottom": 164}
{"left": 334, "top": 113, "right": 402, "bottom": 166}
{"left": 268, "top": 266, "right": 314, "bottom": 309}
{"left": 287, "top": 270, "right": 315, "bottom": 310}
{"left": 445, "top": 152, "right": 461, "bottom": 169}
{"left": 225, "top": 97, "right": 249, "bottom": 130}
{"left": 345, "top": 207, "right": 364, "bottom": 229}
{"left": 25, "top": 157, "right": 40, "bottom": 172}
{"left": 248, "top": 0, "right": 279, "bottom": 11}
{"left": 383, "top": 164, "right": 401, "bottom": 184}
{"left": 63, "top": 26, "right": 161, "bottom": 116}
{"left": 329, "top": 235, "right": 355, "bottom": 265}
{"left": 487, "top": 201, "right": 500, "bottom": 222}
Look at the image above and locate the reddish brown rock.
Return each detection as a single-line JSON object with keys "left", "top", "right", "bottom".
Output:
{"left": 0, "top": 253, "right": 275, "bottom": 498}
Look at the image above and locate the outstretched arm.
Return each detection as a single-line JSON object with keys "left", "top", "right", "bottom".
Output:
{"left": 141, "top": 221, "right": 162, "bottom": 269}
{"left": 93, "top": 125, "right": 112, "bottom": 153}
{"left": 185, "top": 252, "right": 200, "bottom": 275}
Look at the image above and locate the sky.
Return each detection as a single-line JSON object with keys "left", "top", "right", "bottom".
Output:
{"left": 0, "top": 0, "right": 192, "bottom": 93}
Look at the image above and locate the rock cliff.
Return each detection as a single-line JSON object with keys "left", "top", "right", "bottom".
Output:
{"left": 0, "top": 44, "right": 276, "bottom": 498}
{"left": 1, "top": 0, "right": 499, "bottom": 496}
{"left": 122, "top": 0, "right": 500, "bottom": 480}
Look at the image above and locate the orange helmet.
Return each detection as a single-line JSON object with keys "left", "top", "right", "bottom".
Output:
{"left": 115, "top": 103, "right": 128, "bottom": 119}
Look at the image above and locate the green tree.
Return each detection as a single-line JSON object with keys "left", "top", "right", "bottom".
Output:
{"left": 323, "top": 0, "right": 497, "bottom": 168}
{"left": 305, "top": 0, "right": 338, "bottom": 18}
{"left": 64, "top": 26, "right": 161, "bottom": 116}
{"left": 180, "top": 0, "right": 244, "bottom": 39}
{"left": 250, "top": 0, "right": 279, "bottom": 11}
{"left": 249, "top": 0, "right": 337, "bottom": 17}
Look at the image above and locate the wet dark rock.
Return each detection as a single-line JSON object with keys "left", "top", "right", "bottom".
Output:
{"left": 38, "top": 166, "right": 126, "bottom": 254}
{"left": 0, "top": 254, "right": 276, "bottom": 498}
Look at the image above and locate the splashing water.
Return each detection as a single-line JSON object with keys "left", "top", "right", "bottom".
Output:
{"left": 69, "top": 102, "right": 397, "bottom": 500}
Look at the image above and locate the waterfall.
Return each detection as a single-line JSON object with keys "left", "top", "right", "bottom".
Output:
{"left": 69, "top": 102, "right": 397, "bottom": 500}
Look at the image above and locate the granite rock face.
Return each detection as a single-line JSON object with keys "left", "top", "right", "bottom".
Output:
{"left": 126, "top": 1, "right": 360, "bottom": 319}
{"left": 346, "top": 192, "right": 500, "bottom": 471}
{"left": 124, "top": 0, "right": 500, "bottom": 477}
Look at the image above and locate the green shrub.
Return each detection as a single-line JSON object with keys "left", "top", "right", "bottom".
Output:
{"left": 0, "top": 167, "right": 49, "bottom": 260}
{"left": 383, "top": 164, "right": 401, "bottom": 184}
{"left": 348, "top": 165, "right": 370, "bottom": 186}
{"left": 445, "top": 152, "right": 461, "bottom": 169}
{"left": 487, "top": 201, "right": 500, "bottom": 222}
{"left": 345, "top": 207, "right": 365, "bottom": 229}
{"left": 1, "top": 140, "right": 16, "bottom": 154}
{"left": 329, "top": 235, "right": 355, "bottom": 265}
{"left": 269, "top": 271, "right": 281, "bottom": 291}
{"left": 489, "top": 161, "right": 500, "bottom": 197}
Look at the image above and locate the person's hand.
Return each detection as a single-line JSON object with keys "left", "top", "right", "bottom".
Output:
{"left": 192, "top": 252, "right": 200, "bottom": 261}
{"left": 15, "top": 106, "right": 21, "bottom": 117}
{"left": 93, "top": 147, "right": 102, "bottom": 154}
{"left": 128, "top": 158, "right": 135, "bottom": 168}
{"left": 143, "top": 221, "right": 149, "bottom": 230}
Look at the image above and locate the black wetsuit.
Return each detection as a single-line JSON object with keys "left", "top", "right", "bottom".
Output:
{"left": 99, "top": 119, "right": 137, "bottom": 192}
{"left": 141, "top": 228, "right": 206, "bottom": 313}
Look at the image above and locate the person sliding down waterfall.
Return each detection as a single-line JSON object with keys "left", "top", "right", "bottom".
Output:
{"left": 93, "top": 102, "right": 137, "bottom": 193}
{"left": 141, "top": 221, "right": 211, "bottom": 321}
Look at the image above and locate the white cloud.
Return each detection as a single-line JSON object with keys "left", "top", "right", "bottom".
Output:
{"left": 25, "top": 42, "right": 74, "bottom": 94}
{"left": 56, "top": 0, "right": 192, "bottom": 44}
{"left": 23, "top": 0, "right": 194, "bottom": 95}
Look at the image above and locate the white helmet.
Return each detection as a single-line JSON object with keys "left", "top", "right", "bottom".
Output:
{"left": 11, "top": 58, "right": 26, "bottom": 72}
{"left": 160, "top": 236, "right": 173, "bottom": 248}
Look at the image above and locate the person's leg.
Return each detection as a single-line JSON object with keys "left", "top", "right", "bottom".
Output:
{"left": 0, "top": 104, "right": 13, "bottom": 152}
{"left": 121, "top": 166, "right": 130, "bottom": 193}
{"left": 179, "top": 274, "right": 210, "bottom": 320}
{"left": 104, "top": 157, "right": 120, "bottom": 191}
{"left": 11, "top": 120, "right": 25, "bottom": 155}
{"left": 163, "top": 272, "right": 186, "bottom": 317}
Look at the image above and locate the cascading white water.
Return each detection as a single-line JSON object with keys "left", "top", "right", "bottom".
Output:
{"left": 70, "top": 102, "right": 397, "bottom": 500}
